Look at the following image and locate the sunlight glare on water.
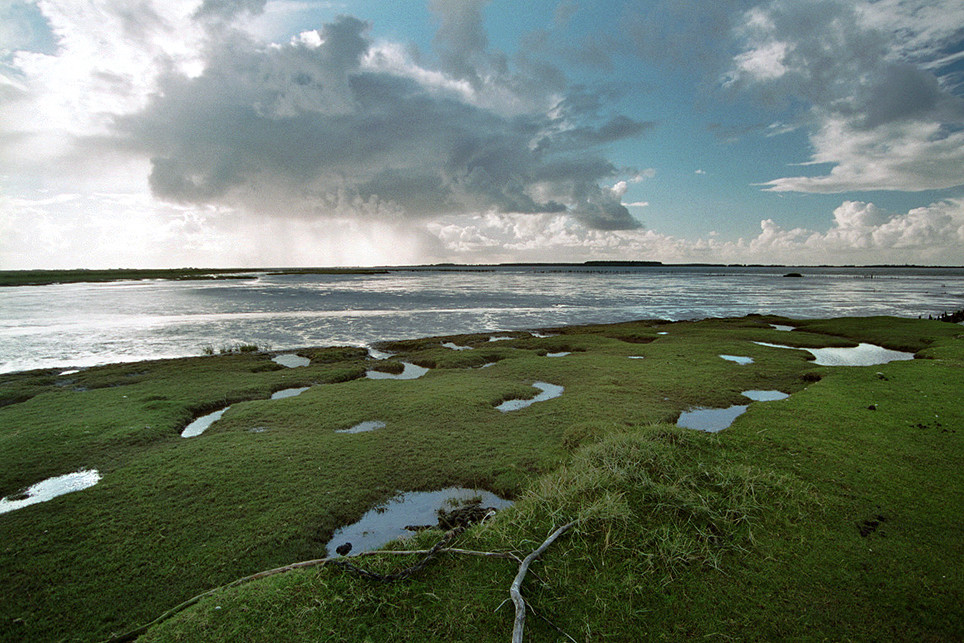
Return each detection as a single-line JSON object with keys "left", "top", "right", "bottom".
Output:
{"left": 1, "top": 266, "right": 960, "bottom": 373}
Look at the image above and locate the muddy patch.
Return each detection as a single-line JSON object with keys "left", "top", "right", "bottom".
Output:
{"left": 496, "top": 381, "right": 564, "bottom": 412}
{"left": 0, "top": 470, "right": 101, "bottom": 514}
{"left": 326, "top": 487, "right": 512, "bottom": 557}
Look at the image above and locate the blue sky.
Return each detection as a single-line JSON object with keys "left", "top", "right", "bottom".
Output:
{"left": 1, "top": 0, "right": 963, "bottom": 267}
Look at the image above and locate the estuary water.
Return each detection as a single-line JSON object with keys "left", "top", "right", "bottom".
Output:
{"left": 1, "top": 265, "right": 961, "bottom": 373}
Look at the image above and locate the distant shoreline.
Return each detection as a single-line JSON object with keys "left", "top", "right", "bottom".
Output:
{"left": 2, "top": 262, "right": 962, "bottom": 287}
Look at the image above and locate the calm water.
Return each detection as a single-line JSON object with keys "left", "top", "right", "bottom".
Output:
{"left": 1, "top": 266, "right": 961, "bottom": 373}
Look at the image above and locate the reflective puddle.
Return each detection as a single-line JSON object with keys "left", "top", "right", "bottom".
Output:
{"left": 366, "top": 362, "right": 430, "bottom": 380}
{"left": 770, "top": 324, "right": 795, "bottom": 332}
{"left": 678, "top": 390, "right": 789, "bottom": 432}
{"left": 442, "top": 342, "right": 473, "bottom": 351}
{"left": 270, "top": 387, "right": 310, "bottom": 400}
{"left": 741, "top": 389, "right": 789, "bottom": 401}
{"left": 0, "top": 470, "right": 101, "bottom": 514}
{"left": 496, "top": 381, "right": 564, "bottom": 412}
{"left": 181, "top": 407, "right": 230, "bottom": 437}
{"left": 367, "top": 348, "right": 394, "bottom": 360}
{"left": 720, "top": 355, "right": 753, "bottom": 365}
{"left": 272, "top": 354, "right": 310, "bottom": 368}
{"left": 754, "top": 342, "right": 914, "bottom": 366}
{"left": 677, "top": 405, "right": 748, "bottom": 432}
{"left": 326, "top": 487, "right": 512, "bottom": 557}
{"left": 546, "top": 352, "right": 571, "bottom": 357}
{"left": 336, "top": 420, "right": 386, "bottom": 434}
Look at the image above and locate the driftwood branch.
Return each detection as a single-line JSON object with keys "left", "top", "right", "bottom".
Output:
{"left": 510, "top": 521, "right": 577, "bottom": 643}
{"left": 105, "top": 543, "right": 515, "bottom": 643}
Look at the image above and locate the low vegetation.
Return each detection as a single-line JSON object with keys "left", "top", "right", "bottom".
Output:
{"left": 0, "top": 315, "right": 961, "bottom": 641}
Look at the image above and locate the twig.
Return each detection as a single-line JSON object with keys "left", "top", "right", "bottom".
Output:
{"left": 510, "top": 521, "right": 576, "bottom": 643}
{"left": 104, "top": 539, "right": 517, "bottom": 643}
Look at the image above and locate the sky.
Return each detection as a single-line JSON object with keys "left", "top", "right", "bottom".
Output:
{"left": 1, "top": 0, "right": 963, "bottom": 268}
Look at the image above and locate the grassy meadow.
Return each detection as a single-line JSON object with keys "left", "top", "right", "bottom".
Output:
{"left": 0, "top": 315, "right": 961, "bottom": 641}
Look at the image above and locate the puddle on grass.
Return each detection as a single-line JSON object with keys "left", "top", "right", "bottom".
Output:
{"left": 546, "top": 351, "right": 571, "bottom": 357}
{"left": 442, "top": 342, "right": 473, "bottom": 351}
{"left": 742, "top": 390, "right": 789, "bottom": 401}
{"left": 59, "top": 369, "right": 80, "bottom": 376}
{"left": 754, "top": 342, "right": 914, "bottom": 366}
{"left": 326, "top": 487, "right": 512, "bottom": 557}
{"left": 489, "top": 336, "right": 514, "bottom": 342}
{"left": 678, "top": 390, "right": 790, "bottom": 433}
{"left": 530, "top": 331, "right": 557, "bottom": 338}
{"left": 770, "top": 324, "right": 796, "bottom": 332}
{"left": 677, "top": 405, "right": 748, "bottom": 432}
{"left": 336, "top": 420, "right": 386, "bottom": 434}
{"left": 0, "top": 470, "right": 101, "bottom": 514}
{"left": 496, "top": 381, "right": 564, "bottom": 412}
{"left": 720, "top": 355, "right": 754, "bottom": 365}
{"left": 271, "top": 387, "right": 310, "bottom": 400}
{"left": 628, "top": 356, "right": 645, "bottom": 359}
{"left": 272, "top": 354, "right": 310, "bottom": 368}
{"left": 365, "top": 362, "right": 429, "bottom": 380}
{"left": 181, "top": 407, "right": 230, "bottom": 437}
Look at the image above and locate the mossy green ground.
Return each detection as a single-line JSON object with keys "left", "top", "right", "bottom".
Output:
{"left": 0, "top": 315, "right": 961, "bottom": 642}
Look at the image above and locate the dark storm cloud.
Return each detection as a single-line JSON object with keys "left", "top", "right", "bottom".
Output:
{"left": 113, "top": 15, "right": 646, "bottom": 230}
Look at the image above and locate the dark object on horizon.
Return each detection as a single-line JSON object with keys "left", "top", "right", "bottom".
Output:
{"left": 335, "top": 542, "right": 352, "bottom": 556}
{"left": 783, "top": 272, "right": 804, "bottom": 278}
{"left": 933, "top": 308, "right": 964, "bottom": 323}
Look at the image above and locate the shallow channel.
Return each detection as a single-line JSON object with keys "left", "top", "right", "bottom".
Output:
{"left": 326, "top": 487, "right": 512, "bottom": 557}
{"left": 496, "top": 381, "right": 564, "bottom": 412}
{"left": 365, "top": 362, "right": 430, "bottom": 380}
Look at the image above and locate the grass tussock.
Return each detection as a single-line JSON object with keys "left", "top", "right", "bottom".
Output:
{"left": 496, "top": 424, "right": 811, "bottom": 578}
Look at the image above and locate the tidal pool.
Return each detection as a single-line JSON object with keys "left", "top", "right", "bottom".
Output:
{"left": 326, "top": 487, "right": 512, "bottom": 557}
{"left": 720, "top": 355, "right": 754, "bottom": 365}
{"left": 442, "top": 342, "right": 473, "bottom": 351}
{"left": 489, "top": 336, "right": 514, "bottom": 342}
{"left": 496, "top": 381, "right": 564, "bottom": 412}
{"left": 770, "top": 324, "right": 796, "bottom": 331}
{"left": 367, "top": 348, "right": 394, "bottom": 360}
{"left": 546, "top": 351, "right": 571, "bottom": 357}
{"left": 181, "top": 407, "right": 230, "bottom": 438}
{"left": 0, "top": 470, "right": 101, "bottom": 514}
{"left": 742, "top": 390, "right": 789, "bottom": 401}
{"left": 272, "top": 354, "right": 310, "bottom": 368}
{"left": 270, "top": 387, "right": 310, "bottom": 400}
{"left": 754, "top": 342, "right": 914, "bottom": 366}
{"left": 366, "top": 362, "right": 430, "bottom": 380}
{"left": 336, "top": 420, "right": 386, "bottom": 434}
{"left": 677, "top": 405, "right": 748, "bottom": 432}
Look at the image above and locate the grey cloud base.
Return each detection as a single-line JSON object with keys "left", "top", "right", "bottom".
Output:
{"left": 114, "top": 15, "right": 647, "bottom": 230}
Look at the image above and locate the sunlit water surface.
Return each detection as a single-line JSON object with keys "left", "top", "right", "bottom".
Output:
{"left": 2, "top": 266, "right": 961, "bottom": 373}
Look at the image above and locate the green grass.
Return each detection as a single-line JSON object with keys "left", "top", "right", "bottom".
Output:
{"left": 0, "top": 315, "right": 961, "bottom": 641}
